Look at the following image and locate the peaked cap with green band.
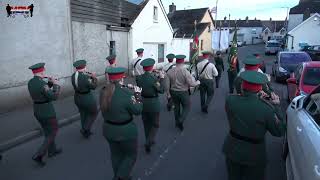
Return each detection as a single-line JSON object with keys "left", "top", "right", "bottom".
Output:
{"left": 105, "top": 67, "right": 126, "bottom": 74}
{"left": 140, "top": 58, "right": 155, "bottom": 67}
{"left": 240, "top": 70, "right": 268, "bottom": 85}
{"left": 166, "top": 53, "right": 175, "bottom": 59}
{"left": 202, "top": 50, "right": 213, "bottom": 55}
{"left": 242, "top": 57, "right": 262, "bottom": 65}
{"left": 175, "top": 55, "right": 186, "bottom": 59}
{"left": 73, "top": 60, "right": 87, "bottom": 68}
{"left": 136, "top": 48, "right": 144, "bottom": 53}
{"left": 29, "top": 62, "right": 45, "bottom": 70}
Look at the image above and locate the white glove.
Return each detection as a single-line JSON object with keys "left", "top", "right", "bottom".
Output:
{"left": 271, "top": 92, "right": 280, "bottom": 105}
{"left": 134, "top": 86, "right": 142, "bottom": 93}
{"left": 196, "top": 80, "right": 201, "bottom": 86}
{"left": 159, "top": 71, "right": 165, "bottom": 79}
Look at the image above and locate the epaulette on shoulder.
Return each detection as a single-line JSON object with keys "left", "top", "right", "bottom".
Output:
{"left": 120, "top": 86, "right": 133, "bottom": 96}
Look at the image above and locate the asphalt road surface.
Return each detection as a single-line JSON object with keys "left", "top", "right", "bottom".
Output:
{"left": 0, "top": 44, "right": 288, "bottom": 180}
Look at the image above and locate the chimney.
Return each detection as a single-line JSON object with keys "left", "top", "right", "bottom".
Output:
{"left": 303, "top": 8, "right": 311, "bottom": 20}
{"left": 254, "top": 17, "right": 257, "bottom": 20}
{"left": 270, "top": 17, "right": 272, "bottom": 22}
{"left": 245, "top": 16, "right": 249, "bottom": 23}
{"left": 169, "top": 3, "right": 176, "bottom": 13}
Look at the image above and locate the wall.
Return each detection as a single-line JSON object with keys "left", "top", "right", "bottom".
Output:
{"left": 261, "top": 29, "right": 271, "bottom": 42}
{"left": 0, "top": 0, "right": 73, "bottom": 113}
{"left": 72, "top": 22, "right": 129, "bottom": 71}
{"left": 199, "top": 26, "right": 212, "bottom": 52}
{"left": 130, "top": 0, "right": 173, "bottom": 64}
{"left": 287, "top": 15, "right": 320, "bottom": 50}
{"left": 238, "top": 27, "right": 263, "bottom": 45}
{"left": 172, "top": 38, "right": 192, "bottom": 61}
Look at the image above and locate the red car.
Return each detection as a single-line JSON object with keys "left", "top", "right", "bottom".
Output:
{"left": 287, "top": 61, "right": 320, "bottom": 101}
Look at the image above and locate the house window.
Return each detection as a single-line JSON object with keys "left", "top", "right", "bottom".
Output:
{"left": 265, "top": 31, "right": 268, "bottom": 35}
{"left": 280, "top": 29, "right": 285, "bottom": 35}
{"left": 158, "top": 44, "right": 164, "bottom": 63}
{"left": 200, "top": 40, "right": 204, "bottom": 50}
{"left": 251, "top": 29, "right": 257, "bottom": 34}
{"left": 153, "top": 6, "right": 158, "bottom": 22}
{"left": 110, "top": 41, "right": 116, "bottom": 55}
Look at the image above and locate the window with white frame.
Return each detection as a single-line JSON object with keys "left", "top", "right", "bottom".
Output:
{"left": 153, "top": 6, "right": 158, "bottom": 22}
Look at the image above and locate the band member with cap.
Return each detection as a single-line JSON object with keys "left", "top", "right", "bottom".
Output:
{"left": 131, "top": 48, "right": 144, "bottom": 83}
{"left": 227, "top": 47, "right": 240, "bottom": 94}
{"left": 156, "top": 53, "right": 176, "bottom": 111}
{"left": 106, "top": 54, "right": 117, "bottom": 82}
{"left": 214, "top": 51, "right": 225, "bottom": 88}
{"left": 71, "top": 60, "right": 98, "bottom": 138}
{"left": 197, "top": 51, "right": 218, "bottom": 113}
{"left": 234, "top": 57, "right": 274, "bottom": 96}
{"left": 167, "top": 55, "right": 200, "bottom": 131}
{"left": 106, "top": 54, "right": 117, "bottom": 68}
{"left": 100, "top": 67, "right": 143, "bottom": 180}
{"left": 136, "top": 58, "right": 165, "bottom": 153}
{"left": 28, "top": 63, "right": 62, "bottom": 166}
{"left": 223, "top": 71, "right": 286, "bottom": 180}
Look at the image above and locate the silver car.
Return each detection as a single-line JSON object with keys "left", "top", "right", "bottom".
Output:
{"left": 285, "top": 85, "right": 320, "bottom": 180}
{"left": 265, "top": 40, "right": 282, "bottom": 55}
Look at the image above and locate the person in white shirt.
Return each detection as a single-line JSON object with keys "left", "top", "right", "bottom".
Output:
{"left": 196, "top": 51, "right": 219, "bottom": 113}
{"left": 161, "top": 53, "right": 176, "bottom": 111}
{"left": 131, "top": 48, "right": 144, "bottom": 83}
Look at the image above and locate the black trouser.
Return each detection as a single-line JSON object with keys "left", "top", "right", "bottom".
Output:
{"left": 170, "top": 90, "right": 190, "bottom": 125}
{"left": 228, "top": 70, "right": 237, "bottom": 93}
{"left": 226, "top": 158, "right": 265, "bottom": 180}
{"left": 199, "top": 79, "right": 214, "bottom": 110}
{"left": 142, "top": 112, "right": 160, "bottom": 146}
{"left": 107, "top": 139, "right": 138, "bottom": 180}
{"left": 216, "top": 69, "right": 223, "bottom": 88}
{"left": 35, "top": 118, "right": 58, "bottom": 157}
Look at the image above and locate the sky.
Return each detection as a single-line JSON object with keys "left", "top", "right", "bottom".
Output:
{"left": 161, "top": 0, "right": 300, "bottom": 20}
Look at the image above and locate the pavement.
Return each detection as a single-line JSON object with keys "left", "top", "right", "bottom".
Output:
{"left": 0, "top": 44, "right": 288, "bottom": 180}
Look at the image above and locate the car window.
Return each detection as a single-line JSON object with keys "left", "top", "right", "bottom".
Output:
{"left": 305, "top": 93, "right": 320, "bottom": 125}
{"left": 303, "top": 67, "right": 320, "bottom": 86}
{"left": 267, "top": 42, "right": 280, "bottom": 47}
{"left": 280, "top": 53, "right": 311, "bottom": 64}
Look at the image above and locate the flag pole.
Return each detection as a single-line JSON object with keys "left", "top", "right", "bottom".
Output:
{"left": 214, "top": 0, "right": 218, "bottom": 28}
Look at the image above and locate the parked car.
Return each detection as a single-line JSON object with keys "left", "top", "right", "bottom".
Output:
{"left": 237, "top": 41, "right": 244, "bottom": 47}
{"left": 284, "top": 85, "right": 320, "bottom": 180}
{"left": 287, "top": 62, "right": 320, "bottom": 101}
{"left": 265, "top": 40, "right": 281, "bottom": 55}
{"left": 272, "top": 51, "right": 312, "bottom": 82}
{"left": 301, "top": 45, "right": 320, "bottom": 61}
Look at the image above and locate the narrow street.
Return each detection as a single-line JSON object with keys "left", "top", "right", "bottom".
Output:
{"left": 0, "top": 44, "right": 287, "bottom": 180}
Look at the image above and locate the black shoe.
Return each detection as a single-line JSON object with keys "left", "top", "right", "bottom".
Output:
{"left": 145, "top": 145, "right": 151, "bottom": 154}
{"left": 48, "top": 148, "right": 62, "bottom": 158}
{"left": 32, "top": 155, "right": 46, "bottom": 167}
{"left": 177, "top": 123, "right": 184, "bottom": 131}
{"left": 80, "top": 129, "right": 92, "bottom": 138}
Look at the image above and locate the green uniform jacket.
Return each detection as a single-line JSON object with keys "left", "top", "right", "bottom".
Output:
{"left": 223, "top": 91, "right": 286, "bottom": 166}
{"left": 136, "top": 72, "right": 165, "bottom": 112}
{"left": 101, "top": 84, "right": 143, "bottom": 141}
{"left": 215, "top": 57, "right": 225, "bottom": 72}
{"left": 28, "top": 76, "right": 60, "bottom": 119}
{"left": 71, "top": 72, "right": 98, "bottom": 111}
